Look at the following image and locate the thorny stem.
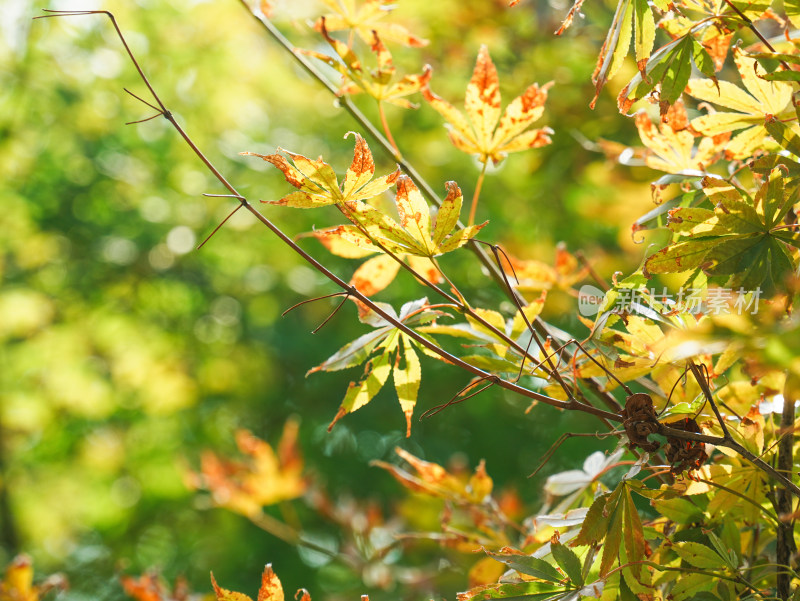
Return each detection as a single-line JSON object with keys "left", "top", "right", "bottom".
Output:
{"left": 38, "top": 9, "right": 624, "bottom": 425}
{"left": 469, "top": 160, "right": 488, "bottom": 226}
{"left": 378, "top": 102, "right": 400, "bottom": 158}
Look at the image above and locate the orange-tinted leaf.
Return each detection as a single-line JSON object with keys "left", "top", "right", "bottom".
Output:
{"left": 424, "top": 46, "right": 552, "bottom": 164}
{"left": 350, "top": 254, "right": 402, "bottom": 297}
{"left": 243, "top": 133, "right": 400, "bottom": 208}
{"left": 314, "top": 0, "right": 428, "bottom": 47}
{"left": 635, "top": 101, "right": 729, "bottom": 174}
{"left": 395, "top": 175, "right": 432, "bottom": 252}
{"left": 256, "top": 565, "right": 283, "bottom": 601}
{"left": 211, "top": 572, "right": 254, "bottom": 601}
{"left": 121, "top": 573, "right": 167, "bottom": 601}
{"left": 1, "top": 556, "right": 34, "bottom": 601}
{"left": 187, "top": 422, "right": 306, "bottom": 516}
{"left": 305, "top": 225, "right": 380, "bottom": 259}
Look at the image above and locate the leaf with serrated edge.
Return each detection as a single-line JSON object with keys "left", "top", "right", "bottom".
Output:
{"left": 307, "top": 225, "right": 381, "bottom": 258}
{"left": 432, "top": 182, "right": 463, "bottom": 247}
{"left": 395, "top": 176, "right": 433, "bottom": 253}
{"left": 244, "top": 133, "right": 400, "bottom": 208}
{"left": 551, "top": 542, "right": 584, "bottom": 586}
{"left": 485, "top": 548, "right": 564, "bottom": 583}
{"left": 337, "top": 336, "right": 397, "bottom": 417}
{"left": 349, "top": 254, "right": 402, "bottom": 297}
{"left": 672, "top": 542, "right": 723, "bottom": 569}
{"left": 393, "top": 335, "right": 421, "bottom": 437}
{"left": 211, "top": 573, "right": 254, "bottom": 601}
{"left": 424, "top": 46, "right": 552, "bottom": 164}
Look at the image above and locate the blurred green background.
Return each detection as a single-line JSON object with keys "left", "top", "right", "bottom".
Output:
{"left": 1, "top": 0, "right": 655, "bottom": 599}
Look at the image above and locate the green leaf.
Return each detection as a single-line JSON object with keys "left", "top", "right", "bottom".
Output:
{"left": 633, "top": 0, "right": 655, "bottom": 73}
{"left": 670, "top": 572, "right": 714, "bottom": 601}
{"left": 622, "top": 484, "right": 646, "bottom": 578}
{"left": 339, "top": 334, "right": 398, "bottom": 414}
{"left": 308, "top": 327, "right": 392, "bottom": 374}
{"left": 592, "top": 0, "right": 634, "bottom": 108}
{"left": 644, "top": 171, "right": 800, "bottom": 293}
{"left": 652, "top": 496, "right": 705, "bottom": 524}
{"left": 551, "top": 541, "right": 584, "bottom": 586}
{"left": 764, "top": 116, "right": 800, "bottom": 158}
{"left": 485, "top": 549, "right": 564, "bottom": 583}
{"left": 572, "top": 492, "right": 612, "bottom": 546}
{"left": 599, "top": 486, "right": 625, "bottom": 577}
{"left": 619, "top": 35, "right": 693, "bottom": 114}
{"left": 672, "top": 542, "right": 724, "bottom": 569}
{"left": 393, "top": 335, "right": 421, "bottom": 435}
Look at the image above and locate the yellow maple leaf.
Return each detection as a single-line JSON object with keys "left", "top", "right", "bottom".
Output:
{"left": 211, "top": 565, "right": 283, "bottom": 601}
{"left": 0, "top": 555, "right": 66, "bottom": 601}
{"left": 186, "top": 421, "right": 306, "bottom": 517}
{"left": 423, "top": 45, "right": 553, "bottom": 165}
{"left": 635, "top": 100, "right": 729, "bottom": 174}
{"left": 242, "top": 132, "right": 400, "bottom": 208}
{"left": 686, "top": 47, "right": 794, "bottom": 159}
{"left": 313, "top": 0, "right": 427, "bottom": 47}
{"left": 304, "top": 25, "right": 432, "bottom": 108}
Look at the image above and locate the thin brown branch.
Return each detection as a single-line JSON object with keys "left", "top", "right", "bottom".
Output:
{"left": 37, "top": 9, "right": 623, "bottom": 426}
{"left": 235, "top": 0, "right": 627, "bottom": 431}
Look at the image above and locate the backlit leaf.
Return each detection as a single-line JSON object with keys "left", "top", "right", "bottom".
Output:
{"left": 314, "top": 0, "right": 428, "bottom": 47}
{"left": 644, "top": 171, "right": 800, "bottom": 294}
{"left": 686, "top": 48, "right": 794, "bottom": 158}
{"left": 485, "top": 548, "right": 564, "bottom": 583}
{"left": 551, "top": 541, "right": 584, "bottom": 586}
{"left": 423, "top": 46, "right": 553, "bottom": 164}
{"left": 243, "top": 132, "right": 400, "bottom": 208}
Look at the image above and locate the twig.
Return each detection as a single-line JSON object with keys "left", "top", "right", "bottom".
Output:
{"left": 36, "top": 9, "right": 623, "bottom": 427}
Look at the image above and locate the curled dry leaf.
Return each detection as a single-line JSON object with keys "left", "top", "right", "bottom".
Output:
{"left": 423, "top": 45, "right": 552, "bottom": 165}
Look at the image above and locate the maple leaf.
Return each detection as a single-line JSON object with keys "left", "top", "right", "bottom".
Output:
{"left": 372, "top": 447, "right": 494, "bottom": 504}
{"left": 502, "top": 245, "right": 588, "bottom": 297}
{"left": 619, "top": 34, "right": 718, "bottom": 116}
{"left": 314, "top": 176, "right": 485, "bottom": 260}
{"left": 242, "top": 132, "right": 400, "bottom": 208}
{"left": 587, "top": 0, "right": 660, "bottom": 108}
{"left": 210, "top": 565, "right": 284, "bottom": 601}
{"left": 422, "top": 45, "right": 553, "bottom": 165}
{"left": 297, "top": 177, "right": 481, "bottom": 297}
{"left": 417, "top": 297, "right": 552, "bottom": 378}
{"left": 304, "top": 25, "right": 432, "bottom": 108}
{"left": 686, "top": 48, "right": 795, "bottom": 159}
{"left": 313, "top": 0, "right": 428, "bottom": 47}
{"left": 644, "top": 171, "right": 800, "bottom": 294}
{"left": 308, "top": 297, "right": 445, "bottom": 436}
{"left": 121, "top": 572, "right": 192, "bottom": 601}
{"left": 0, "top": 555, "right": 66, "bottom": 601}
{"left": 634, "top": 100, "right": 729, "bottom": 174}
{"left": 185, "top": 421, "right": 306, "bottom": 517}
